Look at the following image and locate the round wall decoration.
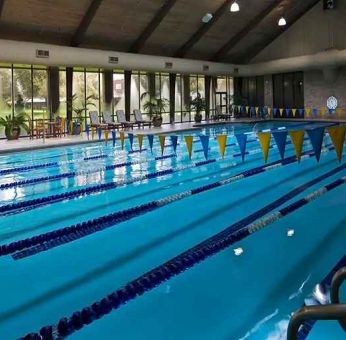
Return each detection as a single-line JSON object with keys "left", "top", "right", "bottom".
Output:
{"left": 326, "top": 96, "right": 338, "bottom": 110}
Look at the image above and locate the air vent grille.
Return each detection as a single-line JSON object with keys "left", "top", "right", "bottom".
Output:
{"left": 165, "top": 62, "right": 173, "bottom": 69}
{"left": 203, "top": 65, "right": 209, "bottom": 71}
{"left": 109, "top": 56, "right": 119, "bottom": 64}
{"left": 36, "top": 49, "right": 49, "bottom": 58}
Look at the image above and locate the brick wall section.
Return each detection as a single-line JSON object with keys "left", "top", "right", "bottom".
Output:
{"left": 304, "top": 67, "right": 346, "bottom": 113}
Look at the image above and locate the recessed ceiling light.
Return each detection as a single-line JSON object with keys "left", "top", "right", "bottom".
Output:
{"left": 230, "top": 1, "right": 240, "bottom": 12}
{"left": 278, "top": 17, "right": 287, "bottom": 26}
{"left": 202, "top": 13, "right": 213, "bottom": 23}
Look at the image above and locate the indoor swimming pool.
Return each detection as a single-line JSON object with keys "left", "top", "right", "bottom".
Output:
{"left": 0, "top": 120, "right": 345, "bottom": 339}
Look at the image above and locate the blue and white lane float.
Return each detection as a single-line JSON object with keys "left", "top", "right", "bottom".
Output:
{"left": 0, "top": 144, "right": 337, "bottom": 259}
{"left": 20, "top": 170, "right": 346, "bottom": 340}
{"left": 0, "top": 137, "right": 310, "bottom": 215}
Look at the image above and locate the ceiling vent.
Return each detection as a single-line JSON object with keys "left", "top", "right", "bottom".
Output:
{"left": 165, "top": 62, "right": 173, "bottom": 69}
{"left": 36, "top": 49, "right": 49, "bottom": 58}
{"left": 109, "top": 56, "right": 119, "bottom": 64}
{"left": 203, "top": 65, "right": 209, "bottom": 71}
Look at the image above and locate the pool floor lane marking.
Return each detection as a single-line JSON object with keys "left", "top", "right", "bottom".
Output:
{"left": 2, "top": 144, "right": 337, "bottom": 259}
{"left": 19, "top": 167, "right": 346, "bottom": 339}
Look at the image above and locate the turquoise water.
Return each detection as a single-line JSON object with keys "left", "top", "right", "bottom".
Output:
{"left": 0, "top": 120, "right": 345, "bottom": 339}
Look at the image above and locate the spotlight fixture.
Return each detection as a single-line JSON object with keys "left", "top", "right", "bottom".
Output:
{"left": 230, "top": 1, "right": 240, "bottom": 12}
{"left": 278, "top": 17, "right": 287, "bottom": 26}
{"left": 202, "top": 13, "right": 213, "bottom": 23}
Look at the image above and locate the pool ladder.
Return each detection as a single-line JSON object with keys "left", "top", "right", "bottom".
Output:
{"left": 287, "top": 266, "right": 346, "bottom": 340}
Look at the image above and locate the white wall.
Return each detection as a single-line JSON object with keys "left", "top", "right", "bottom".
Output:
{"left": 253, "top": 0, "right": 346, "bottom": 63}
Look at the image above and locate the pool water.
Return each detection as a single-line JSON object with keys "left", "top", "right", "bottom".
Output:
{"left": 0, "top": 120, "right": 345, "bottom": 339}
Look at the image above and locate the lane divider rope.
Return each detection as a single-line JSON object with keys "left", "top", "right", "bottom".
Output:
{"left": 2, "top": 144, "right": 335, "bottom": 260}
{"left": 20, "top": 166, "right": 346, "bottom": 340}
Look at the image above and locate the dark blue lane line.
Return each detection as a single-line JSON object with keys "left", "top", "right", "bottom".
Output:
{"left": 296, "top": 254, "right": 346, "bottom": 339}
{"left": 19, "top": 166, "right": 346, "bottom": 340}
{"left": 2, "top": 144, "right": 335, "bottom": 260}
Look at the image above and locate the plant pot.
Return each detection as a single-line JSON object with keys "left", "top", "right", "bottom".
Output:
{"left": 5, "top": 126, "right": 21, "bottom": 140}
{"left": 152, "top": 116, "right": 163, "bottom": 127}
{"left": 72, "top": 124, "right": 82, "bottom": 135}
{"left": 194, "top": 112, "right": 202, "bottom": 123}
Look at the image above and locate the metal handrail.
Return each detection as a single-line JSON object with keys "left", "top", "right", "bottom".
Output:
{"left": 331, "top": 266, "right": 346, "bottom": 331}
{"left": 287, "top": 304, "right": 346, "bottom": 340}
{"left": 287, "top": 266, "right": 346, "bottom": 340}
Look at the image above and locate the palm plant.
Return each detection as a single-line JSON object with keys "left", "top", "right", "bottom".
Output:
{"left": 0, "top": 112, "right": 30, "bottom": 140}
{"left": 189, "top": 93, "right": 206, "bottom": 122}
{"left": 68, "top": 94, "right": 96, "bottom": 125}
{"left": 141, "top": 92, "right": 169, "bottom": 120}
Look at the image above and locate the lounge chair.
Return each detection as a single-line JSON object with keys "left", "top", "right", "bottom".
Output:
{"left": 133, "top": 109, "right": 152, "bottom": 128}
{"left": 89, "top": 111, "right": 108, "bottom": 129}
{"left": 216, "top": 105, "right": 232, "bottom": 120}
{"left": 116, "top": 110, "right": 134, "bottom": 129}
{"left": 103, "top": 112, "right": 121, "bottom": 130}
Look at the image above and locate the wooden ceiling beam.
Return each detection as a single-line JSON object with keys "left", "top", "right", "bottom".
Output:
{"left": 211, "top": 0, "right": 284, "bottom": 62}
{"left": 0, "top": 0, "right": 5, "bottom": 19}
{"left": 174, "top": 0, "right": 232, "bottom": 58}
{"left": 71, "top": 0, "right": 103, "bottom": 47}
{"left": 129, "top": 0, "right": 178, "bottom": 53}
{"left": 238, "top": 0, "right": 321, "bottom": 63}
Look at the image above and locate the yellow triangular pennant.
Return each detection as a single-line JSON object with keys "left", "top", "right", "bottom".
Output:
{"left": 268, "top": 107, "right": 272, "bottom": 116}
{"left": 119, "top": 131, "right": 125, "bottom": 150}
{"left": 137, "top": 134, "right": 144, "bottom": 151}
{"left": 257, "top": 132, "right": 271, "bottom": 163}
{"left": 292, "top": 108, "right": 297, "bottom": 117}
{"left": 328, "top": 126, "right": 346, "bottom": 162}
{"left": 289, "top": 130, "right": 305, "bottom": 162}
{"left": 246, "top": 106, "right": 249, "bottom": 113}
{"left": 320, "top": 107, "right": 326, "bottom": 116}
{"left": 217, "top": 135, "right": 227, "bottom": 159}
{"left": 336, "top": 108, "right": 343, "bottom": 117}
{"left": 104, "top": 129, "right": 109, "bottom": 144}
{"left": 184, "top": 135, "right": 193, "bottom": 159}
{"left": 159, "top": 135, "right": 166, "bottom": 155}
{"left": 279, "top": 108, "right": 284, "bottom": 117}
{"left": 255, "top": 107, "right": 259, "bottom": 114}
{"left": 305, "top": 108, "right": 311, "bottom": 117}
{"left": 91, "top": 127, "right": 95, "bottom": 140}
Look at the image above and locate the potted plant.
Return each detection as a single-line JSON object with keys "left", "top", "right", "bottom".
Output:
{"left": 141, "top": 92, "right": 169, "bottom": 127}
{"left": 189, "top": 93, "right": 206, "bottom": 123}
{"left": 67, "top": 94, "right": 96, "bottom": 135}
{"left": 0, "top": 112, "right": 30, "bottom": 140}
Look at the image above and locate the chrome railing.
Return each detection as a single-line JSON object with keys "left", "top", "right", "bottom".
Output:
{"left": 287, "top": 266, "right": 346, "bottom": 340}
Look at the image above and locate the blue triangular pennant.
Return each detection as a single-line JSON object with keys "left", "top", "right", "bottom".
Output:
{"left": 128, "top": 133, "right": 134, "bottom": 150}
{"left": 97, "top": 127, "right": 102, "bottom": 140}
{"left": 273, "top": 108, "right": 278, "bottom": 117}
{"left": 147, "top": 135, "right": 154, "bottom": 153}
{"left": 298, "top": 108, "right": 304, "bottom": 117}
{"left": 272, "top": 131, "right": 288, "bottom": 160}
{"left": 285, "top": 108, "right": 290, "bottom": 117}
{"left": 170, "top": 135, "right": 178, "bottom": 154}
{"left": 111, "top": 130, "right": 116, "bottom": 147}
{"left": 312, "top": 108, "right": 319, "bottom": 117}
{"left": 199, "top": 135, "right": 210, "bottom": 160}
{"left": 235, "top": 133, "right": 247, "bottom": 162}
{"left": 307, "top": 127, "right": 325, "bottom": 162}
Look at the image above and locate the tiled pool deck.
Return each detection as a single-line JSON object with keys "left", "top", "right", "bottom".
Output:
{"left": 0, "top": 117, "right": 345, "bottom": 154}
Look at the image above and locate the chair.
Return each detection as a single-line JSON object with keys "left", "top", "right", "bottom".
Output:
{"left": 133, "top": 109, "right": 152, "bottom": 128}
{"left": 53, "top": 116, "right": 66, "bottom": 137}
{"left": 116, "top": 110, "right": 134, "bottom": 129}
{"left": 33, "top": 119, "right": 48, "bottom": 139}
{"left": 89, "top": 111, "right": 108, "bottom": 129}
{"left": 216, "top": 105, "right": 232, "bottom": 120}
{"left": 102, "top": 112, "right": 121, "bottom": 130}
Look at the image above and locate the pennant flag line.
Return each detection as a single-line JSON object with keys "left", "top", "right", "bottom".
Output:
{"left": 235, "top": 133, "right": 248, "bottom": 162}
{"left": 119, "top": 131, "right": 125, "bottom": 150}
{"left": 97, "top": 127, "right": 102, "bottom": 140}
{"left": 170, "top": 135, "right": 179, "bottom": 154}
{"left": 328, "top": 126, "right": 346, "bottom": 162}
{"left": 289, "top": 130, "right": 305, "bottom": 162}
{"left": 159, "top": 135, "right": 166, "bottom": 156}
{"left": 184, "top": 136, "right": 193, "bottom": 159}
{"left": 307, "top": 127, "right": 325, "bottom": 162}
{"left": 199, "top": 135, "right": 210, "bottom": 160}
{"left": 217, "top": 135, "right": 227, "bottom": 159}
{"left": 104, "top": 129, "right": 109, "bottom": 144}
{"left": 272, "top": 131, "right": 288, "bottom": 160}
{"left": 85, "top": 124, "right": 90, "bottom": 140}
{"left": 111, "top": 130, "right": 116, "bottom": 147}
{"left": 91, "top": 127, "right": 95, "bottom": 140}
{"left": 128, "top": 133, "right": 134, "bottom": 150}
{"left": 137, "top": 134, "right": 144, "bottom": 152}
{"left": 147, "top": 135, "right": 154, "bottom": 153}
{"left": 257, "top": 132, "right": 271, "bottom": 163}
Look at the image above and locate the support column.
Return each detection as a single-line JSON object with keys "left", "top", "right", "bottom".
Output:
{"left": 103, "top": 70, "right": 113, "bottom": 113}
{"left": 66, "top": 67, "right": 73, "bottom": 121}
{"left": 148, "top": 72, "right": 156, "bottom": 99}
{"left": 124, "top": 70, "right": 132, "bottom": 120}
{"left": 169, "top": 73, "right": 176, "bottom": 123}
{"left": 48, "top": 67, "right": 59, "bottom": 119}
{"left": 204, "top": 75, "right": 211, "bottom": 120}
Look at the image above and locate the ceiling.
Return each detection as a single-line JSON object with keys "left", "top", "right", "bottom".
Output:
{"left": 0, "top": 0, "right": 321, "bottom": 64}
